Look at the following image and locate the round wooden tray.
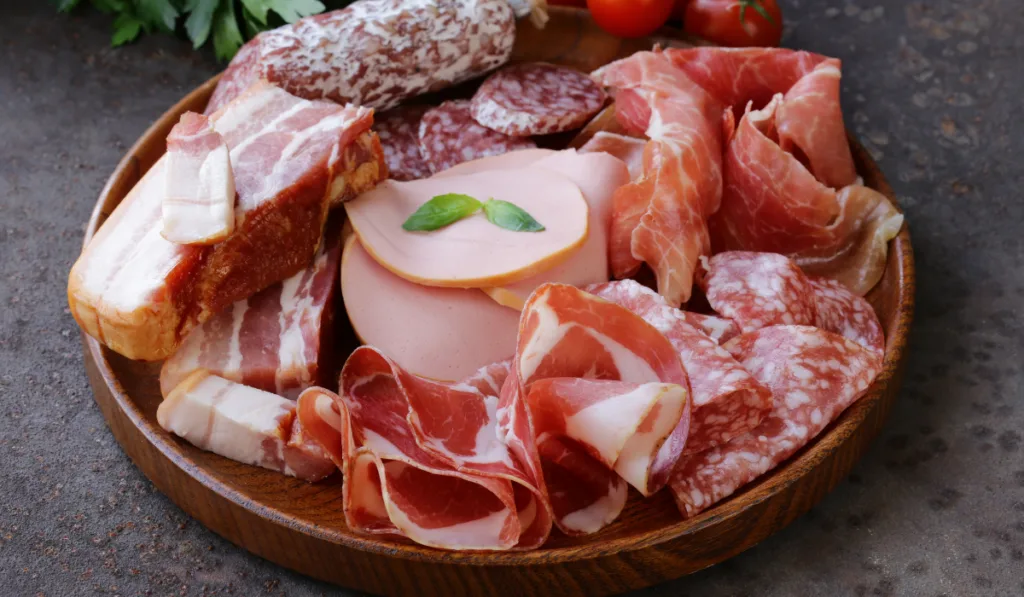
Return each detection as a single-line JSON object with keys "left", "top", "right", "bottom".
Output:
{"left": 79, "top": 9, "right": 915, "bottom": 597}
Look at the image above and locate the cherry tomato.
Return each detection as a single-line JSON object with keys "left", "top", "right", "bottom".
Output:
{"left": 684, "top": 0, "right": 783, "bottom": 47}
{"left": 587, "top": 0, "right": 676, "bottom": 39}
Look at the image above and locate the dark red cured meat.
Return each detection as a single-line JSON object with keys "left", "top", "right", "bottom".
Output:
{"left": 470, "top": 63, "right": 608, "bottom": 136}
{"left": 587, "top": 280, "right": 772, "bottom": 455}
{"left": 700, "top": 251, "right": 818, "bottom": 332}
{"left": 498, "top": 283, "right": 691, "bottom": 535}
{"left": 418, "top": 100, "right": 537, "bottom": 174}
{"left": 671, "top": 325, "right": 883, "bottom": 517}
{"left": 809, "top": 277, "right": 885, "bottom": 355}
{"left": 374, "top": 105, "right": 431, "bottom": 181}
{"left": 205, "top": 0, "right": 516, "bottom": 115}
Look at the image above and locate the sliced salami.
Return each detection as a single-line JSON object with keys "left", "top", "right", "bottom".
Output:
{"left": 809, "top": 276, "right": 885, "bottom": 355}
{"left": 374, "top": 105, "right": 431, "bottom": 181}
{"left": 588, "top": 280, "right": 771, "bottom": 455}
{"left": 700, "top": 251, "right": 818, "bottom": 332}
{"left": 671, "top": 325, "right": 883, "bottom": 518}
{"left": 471, "top": 63, "right": 608, "bottom": 136}
{"left": 418, "top": 100, "right": 537, "bottom": 174}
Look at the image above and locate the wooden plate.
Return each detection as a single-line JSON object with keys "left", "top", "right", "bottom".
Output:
{"left": 79, "top": 9, "right": 915, "bottom": 597}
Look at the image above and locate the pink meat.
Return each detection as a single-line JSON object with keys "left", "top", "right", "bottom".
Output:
{"left": 671, "top": 325, "right": 883, "bottom": 517}
{"left": 374, "top": 105, "right": 432, "bottom": 181}
{"left": 809, "top": 277, "right": 885, "bottom": 356}
{"left": 579, "top": 131, "right": 646, "bottom": 180}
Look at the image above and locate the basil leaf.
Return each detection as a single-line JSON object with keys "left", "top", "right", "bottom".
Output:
{"left": 402, "top": 193, "right": 483, "bottom": 232}
{"left": 184, "top": 0, "right": 219, "bottom": 48}
{"left": 483, "top": 199, "right": 545, "bottom": 232}
{"left": 212, "top": 0, "right": 244, "bottom": 61}
{"left": 111, "top": 13, "right": 144, "bottom": 46}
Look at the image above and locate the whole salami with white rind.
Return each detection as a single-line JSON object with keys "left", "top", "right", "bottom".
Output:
{"left": 206, "top": 0, "right": 517, "bottom": 115}
{"left": 375, "top": 105, "right": 432, "bottom": 181}
{"left": 418, "top": 100, "right": 537, "bottom": 173}
{"left": 471, "top": 63, "right": 608, "bottom": 136}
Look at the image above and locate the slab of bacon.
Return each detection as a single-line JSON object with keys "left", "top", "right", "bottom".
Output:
{"left": 159, "top": 219, "right": 343, "bottom": 399}
{"left": 68, "top": 82, "right": 385, "bottom": 361}
{"left": 157, "top": 371, "right": 335, "bottom": 481}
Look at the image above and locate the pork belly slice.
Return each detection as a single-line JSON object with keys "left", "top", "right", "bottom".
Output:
{"left": 159, "top": 218, "right": 343, "bottom": 399}
{"left": 162, "top": 112, "right": 236, "bottom": 245}
{"left": 68, "top": 81, "right": 385, "bottom": 360}
{"left": 157, "top": 371, "right": 335, "bottom": 481}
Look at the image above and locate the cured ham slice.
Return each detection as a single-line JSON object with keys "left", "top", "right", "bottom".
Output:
{"left": 162, "top": 112, "right": 235, "bottom": 245}
{"left": 341, "top": 237, "right": 519, "bottom": 381}
{"left": 157, "top": 371, "right": 335, "bottom": 481}
{"left": 498, "top": 283, "right": 691, "bottom": 534}
{"left": 68, "top": 82, "right": 385, "bottom": 360}
{"left": 588, "top": 280, "right": 771, "bottom": 455}
{"left": 701, "top": 251, "right": 885, "bottom": 354}
{"left": 296, "top": 347, "right": 551, "bottom": 550}
{"left": 671, "top": 325, "right": 883, "bottom": 517}
{"left": 159, "top": 221, "right": 343, "bottom": 399}
{"left": 593, "top": 51, "right": 724, "bottom": 305}
{"left": 579, "top": 131, "right": 646, "bottom": 180}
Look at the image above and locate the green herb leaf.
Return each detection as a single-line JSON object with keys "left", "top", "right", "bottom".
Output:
{"left": 57, "top": 0, "right": 82, "bottom": 13}
{"left": 111, "top": 13, "right": 144, "bottom": 46}
{"left": 402, "top": 193, "right": 483, "bottom": 232}
{"left": 136, "top": 0, "right": 179, "bottom": 33}
{"left": 482, "top": 199, "right": 545, "bottom": 232}
{"left": 183, "top": 0, "right": 219, "bottom": 48}
{"left": 738, "top": 0, "right": 776, "bottom": 26}
{"left": 212, "top": 0, "right": 245, "bottom": 61}
{"left": 241, "top": 0, "right": 325, "bottom": 25}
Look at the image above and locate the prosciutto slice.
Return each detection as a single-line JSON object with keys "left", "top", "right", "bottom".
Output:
{"left": 68, "top": 82, "right": 385, "bottom": 360}
{"left": 498, "top": 283, "right": 691, "bottom": 534}
{"left": 671, "top": 325, "right": 883, "bottom": 517}
{"left": 593, "top": 51, "right": 724, "bottom": 305}
{"left": 297, "top": 347, "right": 551, "bottom": 550}
{"left": 579, "top": 131, "right": 646, "bottom": 180}
{"left": 159, "top": 221, "right": 343, "bottom": 399}
{"left": 588, "top": 280, "right": 771, "bottom": 455}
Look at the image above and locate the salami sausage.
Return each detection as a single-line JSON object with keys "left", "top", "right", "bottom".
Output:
{"left": 374, "top": 105, "right": 431, "bottom": 181}
{"left": 470, "top": 63, "right": 608, "bottom": 136}
{"left": 700, "top": 251, "right": 818, "bottom": 332}
{"left": 206, "top": 0, "right": 516, "bottom": 115}
{"left": 418, "top": 100, "right": 537, "bottom": 173}
{"left": 809, "top": 276, "right": 885, "bottom": 355}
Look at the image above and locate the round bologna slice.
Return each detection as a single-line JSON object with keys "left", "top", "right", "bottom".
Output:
{"left": 470, "top": 63, "right": 608, "bottom": 137}
{"left": 344, "top": 167, "right": 589, "bottom": 288}
{"left": 340, "top": 236, "right": 519, "bottom": 381}
{"left": 374, "top": 105, "right": 431, "bottom": 181}
{"left": 418, "top": 100, "right": 536, "bottom": 173}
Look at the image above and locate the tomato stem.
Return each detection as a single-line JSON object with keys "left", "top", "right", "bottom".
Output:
{"left": 739, "top": 0, "right": 776, "bottom": 27}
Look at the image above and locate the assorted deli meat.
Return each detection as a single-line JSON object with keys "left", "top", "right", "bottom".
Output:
{"left": 68, "top": 0, "right": 905, "bottom": 553}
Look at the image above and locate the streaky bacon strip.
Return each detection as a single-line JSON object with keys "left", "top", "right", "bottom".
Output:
{"left": 297, "top": 348, "right": 550, "bottom": 550}
{"left": 159, "top": 219, "right": 343, "bottom": 399}
{"left": 671, "top": 325, "right": 883, "bottom": 517}
{"left": 588, "top": 280, "right": 771, "bottom": 455}
{"left": 593, "top": 51, "right": 724, "bottom": 305}
{"left": 498, "top": 283, "right": 691, "bottom": 535}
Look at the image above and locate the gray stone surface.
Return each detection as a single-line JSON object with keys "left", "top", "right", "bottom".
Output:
{"left": 0, "top": 0, "right": 1021, "bottom": 595}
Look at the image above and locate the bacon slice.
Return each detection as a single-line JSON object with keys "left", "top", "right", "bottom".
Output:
{"left": 157, "top": 371, "right": 335, "bottom": 481}
{"left": 593, "top": 51, "right": 724, "bottom": 305}
{"left": 159, "top": 221, "right": 343, "bottom": 399}
{"left": 68, "top": 82, "right": 385, "bottom": 360}
{"left": 498, "top": 283, "right": 691, "bottom": 535}
{"left": 671, "top": 325, "right": 883, "bottom": 517}
{"left": 162, "top": 112, "right": 236, "bottom": 245}
{"left": 588, "top": 280, "right": 771, "bottom": 455}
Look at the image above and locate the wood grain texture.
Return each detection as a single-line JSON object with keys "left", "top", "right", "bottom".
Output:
{"left": 78, "top": 8, "right": 915, "bottom": 596}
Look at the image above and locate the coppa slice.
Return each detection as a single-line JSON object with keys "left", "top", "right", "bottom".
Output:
{"left": 340, "top": 236, "right": 519, "bottom": 381}
{"left": 68, "top": 82, "right": 385, "bottom": 360}
{"left": 159, "top": 220, "right": 343, "bottom": 399}
{"left": 162, "top": 112, "right": 235, "bottom": 245}
{"left": 345, "top": 168, "right": 589, "bottom": 288}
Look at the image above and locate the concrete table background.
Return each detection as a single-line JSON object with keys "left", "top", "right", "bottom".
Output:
{"left": 1, "top": 0, "right": 1021, "bottom": 595}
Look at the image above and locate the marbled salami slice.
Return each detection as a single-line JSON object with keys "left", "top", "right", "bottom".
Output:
{"left": 700, "top": 251, "right": 817, "bottom": 332}
{"left": 671, "top": 325, "right": 883, "bottom": 517}
{"left": 418, "top": 100, "right": 537, "bottom": 173}
{"left": 374, "top": 105, "right": 431, "bottom": 181}
{"left": 588, "top": 280, "right": 771, "bottom": 455}
{"left": 471, "top": 63, "right": 607, "bottom": 136}
{"left": 809, "top": 276, "right": 885, "bottom": 355}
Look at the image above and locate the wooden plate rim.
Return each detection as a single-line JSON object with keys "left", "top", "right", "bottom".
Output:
{"left": 80, "top": 71, "right": 915, "bottom": 567}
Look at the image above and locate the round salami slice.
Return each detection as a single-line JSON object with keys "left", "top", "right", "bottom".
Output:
{"left": 418, "top": 100, "right": 536, "bottom": 174}
{"left": 470, "top": 63, "right": 608, "bottom": 136}
{"left": 375, "top": 105, "right": 432, "bottom": 181}
{"left": 808, "top": 276, "right": 885, "bottom": 355}
{"left": 700, "top": 251, "right": 817, "bottom": 333}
